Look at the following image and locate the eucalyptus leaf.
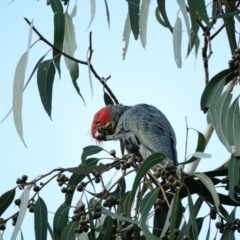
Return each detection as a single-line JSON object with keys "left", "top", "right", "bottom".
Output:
{"left": 173, "top": 17, "right": 182, "bottom": 68}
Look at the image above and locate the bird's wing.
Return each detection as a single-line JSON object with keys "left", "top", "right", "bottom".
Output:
{"left": 122, "top": 104, "right": 178, "bottom": 165}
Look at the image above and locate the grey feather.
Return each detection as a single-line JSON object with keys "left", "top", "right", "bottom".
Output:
{"left": 108, "top": 104, "right": 178, "bottom": 166}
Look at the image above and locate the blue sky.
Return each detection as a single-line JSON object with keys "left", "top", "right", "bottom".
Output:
{"left": 0, "top": 0, "right": 235, "bottom": 239}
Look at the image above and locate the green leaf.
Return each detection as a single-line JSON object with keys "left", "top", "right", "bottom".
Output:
{"left": 228, "top": 156, "right": 240, "bottom": 202}
{"left": 86, "top": 0, "right": 96, "bottom": 30}
{"left": 176, "top": 0, "right": 190, "bottom": 40}
{"left": 117, "top": 191, "right": 131, "bottom": 216}
{"left": 66, "top": 165, "right": 107, "bottom": 174}
{"left": 61, "top": 221, "right": 78, "bottom": 240}
{"left": 13, "top": 52, "right": 29, "bottom": 147}
{"left": 81, "top": 145, "right": 104, "bottom": 164}
{"left": 122, "top": 13, "right": 131, "bottom": 60}
{"left": 220, "top": 222, "right": 235, "bottom": 240}
{"left": 139, "top": 0, "right": 150, "bottom": 49}
{"left": 0, "top": 188, "right": 15, "bottom": 216}
{"left": 11, "top": 188, "right": 29, "bottom": 240}
{"left": 157, "top": 0, "right": 173, "bottom": 32}
{"left": 187, "top": 0, "right": 198, "bottom": 36}
{"left": 196, "top": 0, "right": 209, "bottom": 25}
{"left": 213, "top": 10, "right": 240, "bottom": 20}
{"left": 222, "top": 0, "right": 237, "bottom": 54}
{"left": 101, "top": 206, "right": 139, "bottom": 225}
{"left": 169, "top": 191, "right": 182, "bottom": 240}
{"left": 200, "top": 69, "right": 234, "bottom": 113}
{"left": 155, "top": 7, "right": 167, "bottom": 28}
{"left": 193, "top": 172, "right": 220, "bottom": 212}
{"left": 179, "top": 129, "right": 206, "bottom": 165}
{"left": 104, "top": 92, "right": 114, "bottom": 105}
{"left": 127, "top": 0, "right": 140, "bottom": 40}
{"left": 187, "top": 193, "right": 198, "bottom": 239}
{"left": 173, "top": 17, "right": 182, "bottom": 68}
{"left": 176, "top": 221, "right": 188, "bottom": 240}
{"left": 64, "top": 13, "right": 83, "bottom": 101}
{"left": 53, "top": 204, "right": 70, "bottom": 240}
{"left": 226, "top": 97, "right": 240, "bottom": 156}
{"left": 37, "top": 60, "right": 56, "bottom": 118}
{"left": 103, "top": 0, "right": 110, "bottom": 28}
{"left": 34, "top": 197, "right": 48, "bottom": 240}
{"left": 139, "top": 188, "right": 160, "bottom": 240}
{"left": 1, "top": 53, "right": 48, "bottom": 125}
{"left": 186, "top": 27, "right": 199, "bottom": 58}
{"left": 50, "top": 0, "right": 64, "bottom": 76}
{"left": 129, "top": 153, "right": 166, "bottom": 214}
{"left": 96, "top": 216, "right": 112, "bottom": 240}
{"left": 206, "top": 79, "right": 225, "bottom": 131}
{"left": 215, "top": 86, "right": 234, "bottom": 152}
{"left": 160, "top": 192, "right": 179, "bottom": 238}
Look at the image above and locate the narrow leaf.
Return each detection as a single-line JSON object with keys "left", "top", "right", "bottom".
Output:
{"left": 66, "top": 165, "right": 107, "bottom": 174}
{"left": 187, "top": 193, "right": 198, "bottom": 238}
{"left": 103, "top": 92, "right": 114, "bottom": 105}
{"left": 228, "top": 156, "right": 240, "bottom": 202}
{"left": 226, "top": 97, "right": 240, "bottom": 156}
{"left": 155, "top": 7, "right": 167, "bottom": 28}
{"left": 87, "top": 57, "right": 93, "bottom": 98}
{"left": 103, "top": 0, "right": 110, "bottom": 28}
{"left": 37, "top": 60, "right": 56, "bottom": 118}
{"left": 127, "top": 0, "right": 140, "bottom": 40}
{"left": 139, "top": 189, "right": 160, "bottom": 240}
{"left": 173, "top": 17, "right": 182, "bottom": 68}
{"left": 216, "top": 86, "right": 234, "bottom": 152}
{"left": 200, "top": 69, "right": 234, "bottom": 113}
{"left": 11, "top": 188, "right": 29, "bottom": 240}
{"left": 53, "top": 204, "right": 70, "bottom": 240}
{"left": 129, "top": 153, "right": 166, "bottom": 214}
{"left": 196, "top": 0, "right": 209, "bottom": 25}
{"left": 169, "top": 191, "right": 182, "bottom": 240}
{"left": 13, "top": 51, "right": 28, "bottom": 147}
{"left": 81, "top": 145, "right": 104, "bottom": 163}
{"left": 179, "top": 129, "right": 206, "bottom": 165}
{"left": 101, "top": 207, "right": 139, "bottom": 225}
{"left": 96, "top": 216, "right": 112, "bottom": 240}
{"left": 157, "top": 0, "right": 173, "bottom": 32}
{"left": 220, "top": 223, "right": 235, "bottom": 240}
{"left": 61, "top": 221, "right": 78, "bottom": 240}
{"left": 34, "top": 197, "right": 48, "bottom": 240}
{"left": 139, "top": 0, "right": 150, "bottom": 49}
{"left": 86, "top": 0, "right": 96, "bottom": 30}
{"left": 64, "top": 13, "right": 78, "bottom": 77}
{"left": 0, "top": 188, "right": 16, "bottom": 216}
{"left": 122, "top": 13, "right": 131, "bottom": 60}
{"left": 176, "top": 0, "right": 190, "bottom": 41}
{"left": 193, "top": 172, "right": 220, "bottom": 212}
{"left": 1, "top": 53, "right": 48, "bottom": 124}
{"left": 191, "top": 152, "right": 211, "bottom": 158}
{"left": 187, "top": 0, "right": 198, "bottom": 36}
{"left": 50, "top": 0, "right": 64, "bottom": 76}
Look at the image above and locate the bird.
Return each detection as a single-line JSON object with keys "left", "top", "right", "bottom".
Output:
{"left": 91, "top": 104, "right": 178, "bottom": 167}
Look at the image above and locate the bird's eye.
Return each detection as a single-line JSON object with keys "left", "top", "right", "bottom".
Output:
{"left": 96, "top": 120, "right": 100, "bottom": 125}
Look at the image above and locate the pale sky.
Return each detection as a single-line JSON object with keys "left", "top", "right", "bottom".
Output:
{"left": 0, "top": 0, "right": 235, "bottom": 239}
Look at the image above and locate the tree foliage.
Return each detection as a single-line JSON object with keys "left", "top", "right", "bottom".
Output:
{"left": 1, "top": 0, "right": 240, "bottom": 239}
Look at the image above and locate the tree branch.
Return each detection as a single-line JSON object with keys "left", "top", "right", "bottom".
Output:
{"left": 24, "top": 17, "right": 119, "bottom": 105}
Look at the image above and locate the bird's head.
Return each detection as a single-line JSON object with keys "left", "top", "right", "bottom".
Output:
{"left": 91, "top": 106, "right": 115, "bottom": 141}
